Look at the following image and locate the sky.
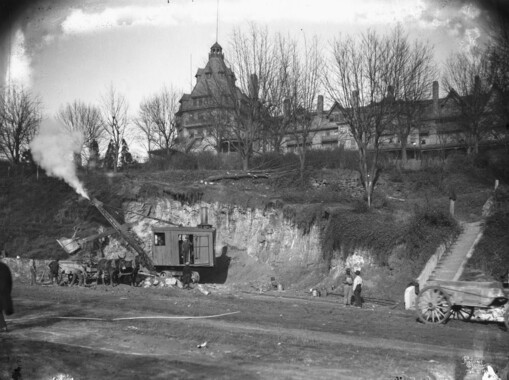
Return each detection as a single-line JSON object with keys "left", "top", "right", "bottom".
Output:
{"left": 0, "top": 0, "right": 507, "bottom": 158}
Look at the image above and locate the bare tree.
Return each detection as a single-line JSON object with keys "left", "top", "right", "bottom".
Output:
{"left": 223, "top": 23, "right": 278, "bottom": 170}
{"left": 100, "top": 85, "right": 129, "bottom": 172}
{"left": 133, "top": 111, "right": 156, "bottom": 156}
{"left": 286, "top": 35, "right": 323, "bottom": 181}
{"left": 487, "top": 13, "right": 509, "bottom": 147}
{"left": 0, "top": 85, "right": 42, "bottom": 165}
{"left": 201, "top": 109, "right": 232, "bottom": 153}
{"left": 139, "top": 86, "right": 181, "bottom": 155}
{"left": 57, "top": 100, "right": 103, "bottom": 167}
{"left": 389, "top": 28, "right": 436, "bottom": 162}
{"left": 263, "top": 33, "right": 297, "bottom": 153}
{"left": 442, "top": 52, "right": 495, "bottom": 155}
{"left": 324, "top": 28, "right": 401, "bottom": 207}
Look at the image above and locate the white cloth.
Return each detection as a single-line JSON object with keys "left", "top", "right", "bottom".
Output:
{"left": 353, "top": 275, "right": 362, "bottom": 290}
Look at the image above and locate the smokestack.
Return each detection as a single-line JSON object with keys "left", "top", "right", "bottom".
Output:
{"left": 249, "top": 73, "right": 259, "bottom": 100}
{"left": 283, "top": 98, "right": 290, "bottom": 117}
{"left": 200, "top": 206, "right": 209, "bottom": 226}
{"left": 433, "top": 81, "right": 439, "bottom": 116}
{"left": 317, "top": 95, "right": 324, "bottom": 115}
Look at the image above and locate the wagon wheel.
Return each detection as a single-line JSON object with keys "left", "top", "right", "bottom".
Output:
{"left": 416, "top": 286, "right": 452, "bottom": 324}
{"left": 450, "top": 305, "right": 474, "bottom": 322}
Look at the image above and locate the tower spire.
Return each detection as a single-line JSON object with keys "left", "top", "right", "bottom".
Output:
{"left": 216, "top": 0, "right": 219, "bottom": 42}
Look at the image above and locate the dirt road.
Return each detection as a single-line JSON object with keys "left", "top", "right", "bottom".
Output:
{"left": 1, "top": 283, "right": 508, "bottom": 380}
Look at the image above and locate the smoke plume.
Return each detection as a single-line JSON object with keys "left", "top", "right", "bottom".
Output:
{"left": 30, "top": 118, "right": 89, "bottom": 199}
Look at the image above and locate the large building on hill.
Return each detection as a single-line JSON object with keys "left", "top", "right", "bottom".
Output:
{"left": 312, "top": 80, "right": 507, "bottom": 159}
{"left": 176, "top": 42, "right": 248, "bottom": 153}
{"left": 176, "top": 43, "right": 507, "bottom": 159}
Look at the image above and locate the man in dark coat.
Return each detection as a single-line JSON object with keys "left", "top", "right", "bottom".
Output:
{"left": 0, "top": 261, "right": 14, "bottom": 332}
{"left": 48, "top": 259, "right": 60, "bottom": 285}
{"left": 353, "top": 270, "right": 363, "bottom": 308}
{"left": 182, "top": 262, "right": 192, "bottom": 289}
{"left": 181, "top": 236, "right": 190, "bottom": 264}
{"left": 343, "top": 268, "right": 353, "bottom": 306}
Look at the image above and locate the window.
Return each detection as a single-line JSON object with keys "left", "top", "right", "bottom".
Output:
{"left": 154, "top": 233, "right": 165, "bottom": 246}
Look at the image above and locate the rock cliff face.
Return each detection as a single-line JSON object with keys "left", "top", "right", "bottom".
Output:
{"left": 117, "top": 199, "right": 323, "bottom": 271}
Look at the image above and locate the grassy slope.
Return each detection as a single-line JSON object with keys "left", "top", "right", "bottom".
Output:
{"left": 463, "top": 186, "right": 509, "bottom": 282}
{"left": 0, "top": 163, "right": 495, "bottom": 300}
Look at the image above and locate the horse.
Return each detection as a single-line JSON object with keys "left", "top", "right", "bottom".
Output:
{"left": 95, "top": 254, "right": 126, "bottom": 286}
{"left": 117, "top": 255, "right": 141, "bottom": 286}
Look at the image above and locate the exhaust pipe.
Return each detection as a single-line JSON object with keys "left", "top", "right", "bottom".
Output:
{"left": 200, "top": 206, "right": 208, "bottom": 226}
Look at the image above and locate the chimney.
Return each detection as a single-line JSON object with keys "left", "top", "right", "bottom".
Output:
{"left": 249, "top": 74, "right": 259, "bottom": 100}
{"left": 432, "top": 81, "right": 439, "bottom": 116}
{"left": 474, "top": 75, "right": 481, "bottom": 95}
{"left": 283, "top": 98, "right": 290, "bottom": 117}
{"left": 317, "top": 95, "right": 324, "bottom": 115}
{"left": 352, "top": 90, "right": 359, "bottom": 107}
{"left": 387, "top": 85, "right": 394, "bottom": 99}
{"left": 199, "top": 206, "right": 210, "bottom": 228}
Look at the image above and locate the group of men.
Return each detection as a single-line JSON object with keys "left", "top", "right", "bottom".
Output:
{"left": 343, "top": 268, "right": 363, "bottom": 307}
{"left": 38, "top": 258, "right": 86, "bottom": 287}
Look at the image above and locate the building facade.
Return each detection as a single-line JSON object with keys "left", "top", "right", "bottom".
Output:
{"left": 177, "top": 43, "right": 506, "bottom": 158}
{"left": 176, "top": 42, "right": 246, "bottom": 153}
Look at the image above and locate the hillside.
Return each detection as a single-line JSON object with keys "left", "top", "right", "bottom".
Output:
{"left": 0, "top": 154, "right": 503, "bottom": 300}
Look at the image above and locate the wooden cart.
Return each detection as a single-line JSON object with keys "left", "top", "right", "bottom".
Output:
{"left": 415, "top": 279, "right": 509, "bottom": 329}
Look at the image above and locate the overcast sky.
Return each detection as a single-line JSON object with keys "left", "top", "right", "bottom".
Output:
{"left": 0, "top": 0, "right": 505, "bottom": 139}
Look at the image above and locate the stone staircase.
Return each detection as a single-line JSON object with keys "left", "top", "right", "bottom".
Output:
{"left": 428, "top": 221, "right": 484, "bottom": 281}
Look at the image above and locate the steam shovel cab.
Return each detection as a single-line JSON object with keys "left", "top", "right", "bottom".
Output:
{"left": 151, "top": 226, "right": 216, "bottom": 271}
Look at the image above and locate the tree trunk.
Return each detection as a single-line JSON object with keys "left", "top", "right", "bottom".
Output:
{"left": 401, "top": 139, "right": 408, "bottom": 162}
{"left": 113, "top": 145, "right": 119, "bottom": 172}
{"left": 242, "top": 156, "right": 249, "bottom": 171}
{"left": 299, "top": 149, "right": 306, "bottom": 183}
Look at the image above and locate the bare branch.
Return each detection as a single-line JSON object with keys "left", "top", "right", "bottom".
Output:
{"left": 0, "top": 85, "right": 42, "bottom": 165}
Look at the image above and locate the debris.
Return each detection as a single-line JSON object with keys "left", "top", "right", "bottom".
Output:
{"left": 197, "top": 284, "right": 210, "bottom": 295}
{"left": 197, "top": 342, "right": 208, "bottom": 348}
{"left": 483, "top": 365, "right": 501, "bottom": 380}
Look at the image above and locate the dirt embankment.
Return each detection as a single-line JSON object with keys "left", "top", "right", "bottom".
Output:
{"left": 0, "top": 168, "right": 496, "bottom": 302}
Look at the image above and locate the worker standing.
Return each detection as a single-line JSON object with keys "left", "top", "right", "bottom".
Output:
{"left": 353, "top": 270, "right": 363, "bottom": 308}
{"left": 181, "top": 236, "right": 190, "bottom": 264}
{"left": 48, "top": 259, "right": 60, "bottom": 285}
{"left": 182, "top": 262, "right": 192, "bottom": 289}
{"left": 29, "top": 259, "right": 37, "bottom": 286}
{"left": 343, "top": 268, "right": 353, "bottom": 306}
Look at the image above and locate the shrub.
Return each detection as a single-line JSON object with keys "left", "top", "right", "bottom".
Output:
{"left": 195, "top": 151, "right": 223, "bottom": 170}
{"left": 251, "top": 152, "right": 299, "bottom": 170}
{"left": 467, "top": 187, "right": 509, "bottom": 279}
{"left": 320, "top": 204, "right": 460, "bottom": 274}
